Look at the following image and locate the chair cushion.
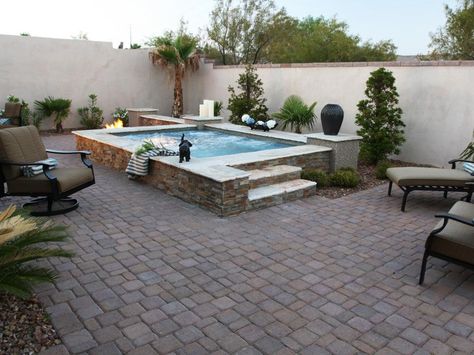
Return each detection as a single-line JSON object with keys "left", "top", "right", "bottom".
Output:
{"left": 0, "top": 126, "right": 48, "bottom": 180}
{"left": 7, "top": 167, "right": 94, "bottom": 195}
{"left": 386, "top": 167, "right": 474, "bottom": 187}
{"left": 430, "top": 201, "right": 474, "bottom": 265}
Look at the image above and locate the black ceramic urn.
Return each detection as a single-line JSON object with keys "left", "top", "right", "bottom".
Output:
{"left": 321, "top": 104, "right": 344, "bottom": 135}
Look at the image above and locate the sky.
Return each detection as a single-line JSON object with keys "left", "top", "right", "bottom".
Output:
{"left": 0, "top": 0, "right": 458, "bottom": 55}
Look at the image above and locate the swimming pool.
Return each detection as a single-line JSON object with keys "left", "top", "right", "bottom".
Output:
{"left": 114, "top": 129, "right": 293, "bottom": 158}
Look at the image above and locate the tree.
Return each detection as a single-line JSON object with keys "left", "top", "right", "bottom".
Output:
{"left": 264, "top": 16, "right": 397, "bottom": 63}
{"left": 429, "top": 0, "right": 474, "bottom": 59}
{"left": 148, "top": 29, "right": 200, "bottom": 117}
{"left": 355, "top": 68, "right": 405, "bottom": 164}
{"left": 227, "top": 64, "right": 268, "bottom": 123}
{"left": 130, "top": 43, "right": 141, "bottom": 49}
{"left": 207, "top": 0, "right": 283, "bottom": 64}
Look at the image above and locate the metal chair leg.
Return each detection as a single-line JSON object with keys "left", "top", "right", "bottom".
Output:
{"left": 419, "top": 250, "right": 429, "bottom": 285}
{"left": 388, "top": 181, "right": 393, "bottom": 196}
{"left": 401, "top": 190, "right": 410, "bottom": 212}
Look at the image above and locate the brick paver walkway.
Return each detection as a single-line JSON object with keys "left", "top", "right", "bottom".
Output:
{"left": 2, "top": 134, "right": 473, "bottom": 355}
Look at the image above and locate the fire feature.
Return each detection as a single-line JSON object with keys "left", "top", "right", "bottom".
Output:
{"left": 105, "top": 119, "right": 124, "bottom": 129}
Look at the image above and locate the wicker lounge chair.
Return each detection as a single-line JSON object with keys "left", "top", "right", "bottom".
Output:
{"left": 386, "top": 160, "right": 474, "bottom": 212}
{"left": 419, "top": 201, "right": 474, "bottom": 284}
{"left": 0, "top": 126, "right": 95, "bottom": 215}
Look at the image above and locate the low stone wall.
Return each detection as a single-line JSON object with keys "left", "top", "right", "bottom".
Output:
{"left": 75, "top": 134, "right": 248, "bottom": 216}
{"left": 233, "top": 151, "right": 331, "bottom": 172}
{"left": 138, "top": 116, "right": 182, "bottom": 126}
{"left": 76, "top": 135, "right": 131, "bottom": 171}
{"left": 142, "top": 162, "right": 249, "bottom": 216}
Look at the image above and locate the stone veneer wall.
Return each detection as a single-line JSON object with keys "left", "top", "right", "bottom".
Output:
{"left": 138, "top": 117, "right": 181, "bottom": 126}
{"left": 75, "top": 135, "right": 248, "bottom": 216}
{"left": 233, "top": 151, "right": 331, "bottom": 172}
{"left": 75, "top": 135, "right": 330, "bottom": 215}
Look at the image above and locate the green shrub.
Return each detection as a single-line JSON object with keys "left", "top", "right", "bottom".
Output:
{"left": 330, "top": 168, "right": 360, "bottom": 188}
{"left": 272, "top": 95, "right": 317, "bottom": 134}
{"left": 227, "top": 65, "right": 268, "bottom": 124}
{"left": 78, "top": 94, "right": 104, "bottom": 129}
{"left": 375, "top": 160, "right": 392, "bottom": 179}
{"left": 30, "top": 111, "right": 44, "bottom": 130}
{"left": 301, "top": 169, "right": 329, "bottom": 187}
{"left": 355, "top": 68, "right": 405, "bottom": 164}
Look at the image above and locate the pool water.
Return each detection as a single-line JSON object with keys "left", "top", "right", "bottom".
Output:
{"left": 114, "top": 129, "right": 293, "bottom": 158}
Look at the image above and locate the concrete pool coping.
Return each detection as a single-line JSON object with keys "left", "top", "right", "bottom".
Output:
{"left": 73, "top": 124, "right": 332, "bottom": 183}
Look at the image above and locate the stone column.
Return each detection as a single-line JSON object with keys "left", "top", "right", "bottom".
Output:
{"left": 306, "top": 133, "right": 362, "bottom": 172}
{"left": 127, "top": 108, "right": 159, "bottom": 127}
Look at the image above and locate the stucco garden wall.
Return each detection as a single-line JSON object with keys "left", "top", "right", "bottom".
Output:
{"left": 1, "top": 34, "right": 473, "bottom": 166}
{"left": 0, "top": 34, "right": 173, "bottom": 129}
{"left": 185, "top": 62, "right": 474, "bottom": 167}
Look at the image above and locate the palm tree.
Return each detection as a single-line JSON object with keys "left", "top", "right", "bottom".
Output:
{"left": 273, "top": 95, "right": 317, "bottom": 134}
{"left": 149, "top": 34, "right": 200, "bottom": 118}
{"left": 34, "top": 96, "right": 72, "bottom": 133}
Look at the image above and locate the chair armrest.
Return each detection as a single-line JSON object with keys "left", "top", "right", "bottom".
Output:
{"left": 435, "top": 212, "right": 474, "bottom": 227}
{"left": 0, "top": 160, "right": 55, "bottom": 168}
{"left": 0, "top": 160, "right": 57, "bottom": 182}
{"left": 46, "top": 149, "right": 93, "bottom": 169}
{"left": 449, "top": 159, "right": 474, "bottom": 169}
{"left": 46, "top": 149, "right": 91, "bottom": 155}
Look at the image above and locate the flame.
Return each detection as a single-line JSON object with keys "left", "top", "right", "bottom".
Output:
{"left": 105, "top": 119, "right": 124, "bottom": 129}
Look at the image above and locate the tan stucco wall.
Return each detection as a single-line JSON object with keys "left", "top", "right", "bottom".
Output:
{"left": 1, "top": 34, "right": 473, "bottom": 166}
{"left": 184, "top": 62, "right": 474, "bottom": 167}
{"left": 0, "top": 34, "right": 174, "bottom": 129}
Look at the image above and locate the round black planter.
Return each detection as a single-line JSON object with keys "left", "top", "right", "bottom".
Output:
{"left": 321, "top": 104, "right": 344, "bottom": 135}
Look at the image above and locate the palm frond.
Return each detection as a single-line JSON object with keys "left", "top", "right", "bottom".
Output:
{"left": 272, "top": 95, "right": 317, "bottom": 133}
{"left": 0, "top": 205, "right": 74, "bottom": 299}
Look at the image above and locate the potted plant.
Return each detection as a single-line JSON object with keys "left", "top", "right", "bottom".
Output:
{"left": 4, "top": 95, "right": 22, "bottom": 124}
{"left": 272, "top": 95, "right": 317, "bottom": 134}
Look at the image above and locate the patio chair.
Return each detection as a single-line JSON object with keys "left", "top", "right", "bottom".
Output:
{"left": 0, "top": 102, "right": 22, "bottom": 128}
{"left": 0, "top": 126, "right": 95, "bottom": 216}
{"left": 419, "top": 201, "right": 474, "bottom": 284}
{"left": 386, "top": 160, "right": 474, "bottom": 212}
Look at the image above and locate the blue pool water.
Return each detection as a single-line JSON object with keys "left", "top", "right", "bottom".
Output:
{"left": 114, "top": 129, "right": 293, "bottom": 158}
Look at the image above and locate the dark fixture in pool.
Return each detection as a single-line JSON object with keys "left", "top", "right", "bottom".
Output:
{"left": 179, "top": 134, "right": 192, "bottom": 163}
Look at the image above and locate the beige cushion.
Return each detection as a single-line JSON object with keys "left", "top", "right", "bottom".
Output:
{"left": 7, "top": 167, "right": 94, "bottom": 195}
{"left": 0, "top": 126, "right": 47, "bottom": 180}
{"left": 386, "top": 167, "right": 474, "bottom": 187}
{"left": 430, "top": 201, "right": 474, "bottom": 265}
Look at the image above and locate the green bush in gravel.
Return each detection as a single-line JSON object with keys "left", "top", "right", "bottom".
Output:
{"left": 329, "top": 168, "right": 360, "bottom": 188}
{"left": 375, "top": 160, "right": 392, "bottom": 179}
{"left": 301, "top": 169, "right": 330, "bottom": 187}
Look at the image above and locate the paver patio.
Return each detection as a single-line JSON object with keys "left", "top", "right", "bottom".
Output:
{"left": 2, "top": 134, "right": 473, "bottom": 355}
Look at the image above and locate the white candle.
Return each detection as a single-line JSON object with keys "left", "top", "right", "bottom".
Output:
{"left": 199, "top": 104, "right": 208, "bottom": 117}
{"left": 204, "top": 100, "right": 214, "bottom": 117}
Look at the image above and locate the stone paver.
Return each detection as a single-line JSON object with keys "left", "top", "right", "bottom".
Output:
{"left": 8, "top": 134, "right": 473, "bottom": 354}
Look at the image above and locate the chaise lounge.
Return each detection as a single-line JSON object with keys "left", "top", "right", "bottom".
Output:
{"left": 386, "top": 160, "right": 474, "bottom": 212}
{"left": 419, "top": 200, "right": 474, "bottom": 284}
{"left": 0, "top": 126, "right": 95, "bottom": 216}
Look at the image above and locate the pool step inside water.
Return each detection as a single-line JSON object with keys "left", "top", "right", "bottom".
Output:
{"left": 246, "top": 165, "right": 317, "bottom": 210}
{"left": 247, "top": 165, "right": 302, "bottom": 189}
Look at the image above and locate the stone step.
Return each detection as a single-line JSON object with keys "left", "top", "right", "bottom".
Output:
{"left": 247, "top": 165, "right": 302, "bottom": 189}
{"left": 248, "top": 179, "right": 317, "bottom": 210}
